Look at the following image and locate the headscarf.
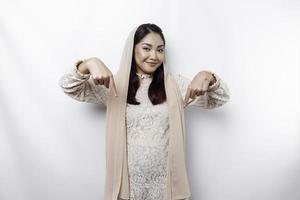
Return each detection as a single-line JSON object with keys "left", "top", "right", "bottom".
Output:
{"left": 104, "top": 25, "right": 191, "bottom": 200}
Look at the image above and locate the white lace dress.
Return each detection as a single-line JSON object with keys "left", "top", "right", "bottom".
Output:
{"left": 59, "top": 66, "right": 230, "bottom": 200}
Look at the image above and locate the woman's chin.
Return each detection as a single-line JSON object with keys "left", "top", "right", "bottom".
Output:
{"left": 144, "top": 68, "right": 156, "bottom": 74}
{"left": 149, "top": 65, "right": 160, "bottom": 72}
{"left": 138, "top": 65, "right": 159, "bottom": 74}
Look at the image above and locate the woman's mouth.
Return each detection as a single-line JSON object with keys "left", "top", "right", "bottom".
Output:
{"left": 147, "top": 62, "right": 158, "bottom": 66}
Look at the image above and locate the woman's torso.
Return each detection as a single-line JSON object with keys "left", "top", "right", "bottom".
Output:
{"left": 125, "top": 73, "right": 169, "bottom": 199}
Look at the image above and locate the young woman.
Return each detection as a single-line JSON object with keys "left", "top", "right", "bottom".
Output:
{"left": 59, "top": 23, "right": 230, "bottom": 200}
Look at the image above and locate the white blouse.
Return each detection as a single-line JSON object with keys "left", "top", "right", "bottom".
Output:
{"left": 59, "top": 66, "right": 230, "bottom": 200}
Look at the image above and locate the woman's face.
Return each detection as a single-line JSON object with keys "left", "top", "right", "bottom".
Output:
{"left": 134, "top": 32, "right": 165, "bottom": 75}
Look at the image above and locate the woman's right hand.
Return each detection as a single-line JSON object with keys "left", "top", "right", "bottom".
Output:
{"left": 80, "top": 57, "right": 118, "bottom": 97}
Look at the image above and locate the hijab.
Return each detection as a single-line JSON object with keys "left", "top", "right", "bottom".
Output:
{"left": 104, "top": 25, "right": 191, "bottom": 200}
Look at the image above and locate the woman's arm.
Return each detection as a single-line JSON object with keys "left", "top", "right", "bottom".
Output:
{"left": 58, "top": 62, "right": 109, "bottom": 106}
{"left": 173, "top": 72, "right": 230, "bottom": 109}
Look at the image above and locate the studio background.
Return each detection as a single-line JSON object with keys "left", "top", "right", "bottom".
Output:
{"left": 0, "top": 0, "right": 299, "bottom": 200}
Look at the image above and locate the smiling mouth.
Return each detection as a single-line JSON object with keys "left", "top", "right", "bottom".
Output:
{"left": 147, "top": 62, "right": 159, "bottom": 64}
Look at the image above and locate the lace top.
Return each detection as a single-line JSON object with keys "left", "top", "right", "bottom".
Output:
{"left": 58, "top": 66, "right": 230, "bottom": 200}
{"left": 126, "top": 72, "right": 169, "bottom": 199}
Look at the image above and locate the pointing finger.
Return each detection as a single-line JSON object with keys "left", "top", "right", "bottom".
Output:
{"left": 184, "top": 98, "right": 195, "bottom": 108}
{"left": 184, "top": 88, "right": 191, "bottom": 107}
{"left": 202, "top": 80, "right": 210, "bottom": 92}
{"left": 190, "top": 89, "right": 197, "bottom": 99}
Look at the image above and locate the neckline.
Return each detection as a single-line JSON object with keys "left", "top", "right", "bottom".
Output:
{"left": 136, "top": 72, "right": 153, "bottom": 79}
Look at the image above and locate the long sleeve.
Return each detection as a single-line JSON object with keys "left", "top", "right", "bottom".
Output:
{"left": 173, "top": 72, "right": 230, "bottom": 109}
{"left": 58, "top": 65, "right": 109, "bottom": 106}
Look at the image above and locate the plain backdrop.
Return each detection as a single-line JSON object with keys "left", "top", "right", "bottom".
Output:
{"left": 0, "top": 0, "right": 299, "bottom": 200}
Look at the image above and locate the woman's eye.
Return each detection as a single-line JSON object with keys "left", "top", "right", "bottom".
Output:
{"left": 142, "top": 47, "right": 164, "bottom": 53}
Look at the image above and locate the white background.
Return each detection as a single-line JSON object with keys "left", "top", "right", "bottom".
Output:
{"left": 0, "top": 0, "right": 299, "bottom": 200}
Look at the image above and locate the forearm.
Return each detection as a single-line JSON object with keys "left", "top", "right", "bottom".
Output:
{"left": 58, "top": 63, "right": 108, "bottom": 105}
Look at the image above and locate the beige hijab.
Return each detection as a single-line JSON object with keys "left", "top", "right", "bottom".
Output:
{"left": 104, "top": 25, "right": 191, "bottom": 200}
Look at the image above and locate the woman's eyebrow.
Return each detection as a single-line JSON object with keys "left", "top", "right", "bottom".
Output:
{"left": 142, "top": 42, "right": 164, "bottom": 47}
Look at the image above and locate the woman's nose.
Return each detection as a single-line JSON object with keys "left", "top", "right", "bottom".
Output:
{"left": 149, "top": 50, "right": 158, "bottom": 60}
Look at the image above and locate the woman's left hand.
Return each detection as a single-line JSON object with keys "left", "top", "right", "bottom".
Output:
{"left": 183, "top": 71, "right": 215, "bottom": 108}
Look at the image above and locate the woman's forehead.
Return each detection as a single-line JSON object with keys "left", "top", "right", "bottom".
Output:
{"left": 140, "top": 33, "right": 164, "bottom": 47}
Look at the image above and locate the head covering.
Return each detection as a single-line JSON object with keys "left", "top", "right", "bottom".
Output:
{"left": 104, "top": 25, "right": 191, "bottom": 200}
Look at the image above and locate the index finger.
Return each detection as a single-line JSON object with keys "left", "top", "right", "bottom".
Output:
{"left": 183, "top": 88, "right": 191, "bottom": 106}
{"left": 109, "top": 76, "right": 118, "bottom": 97}
{"left": 202, "top": 80, "right": 210, "bottom": 92}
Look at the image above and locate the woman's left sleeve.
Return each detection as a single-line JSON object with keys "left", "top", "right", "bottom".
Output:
{"left": 173, "top": 73, "right": 230, "bottom": 109}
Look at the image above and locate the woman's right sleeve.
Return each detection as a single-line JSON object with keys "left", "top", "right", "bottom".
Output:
{"left": 58, "top": 65, "right": 108, "bottom": 106}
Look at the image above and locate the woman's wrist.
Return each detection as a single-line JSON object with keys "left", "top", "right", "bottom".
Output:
{"left": 198, "top": 70, "right": 216, "bottom": 85}
{"left": 75, "top": 59, "right": 90, "bottom": 74}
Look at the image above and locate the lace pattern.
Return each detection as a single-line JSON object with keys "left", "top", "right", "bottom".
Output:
{"left": 126, "top": 75, "right": 169, "bottom": 199}
{"left": 59, "top": 66, "right": 230, "bottom": 199}
{"left": 58, "top": 66, "right": 109, "bottom": 106}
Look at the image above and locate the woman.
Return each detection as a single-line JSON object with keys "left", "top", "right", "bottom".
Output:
{"left": 59, "top": 23, "right": 230, "bottom": 200}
